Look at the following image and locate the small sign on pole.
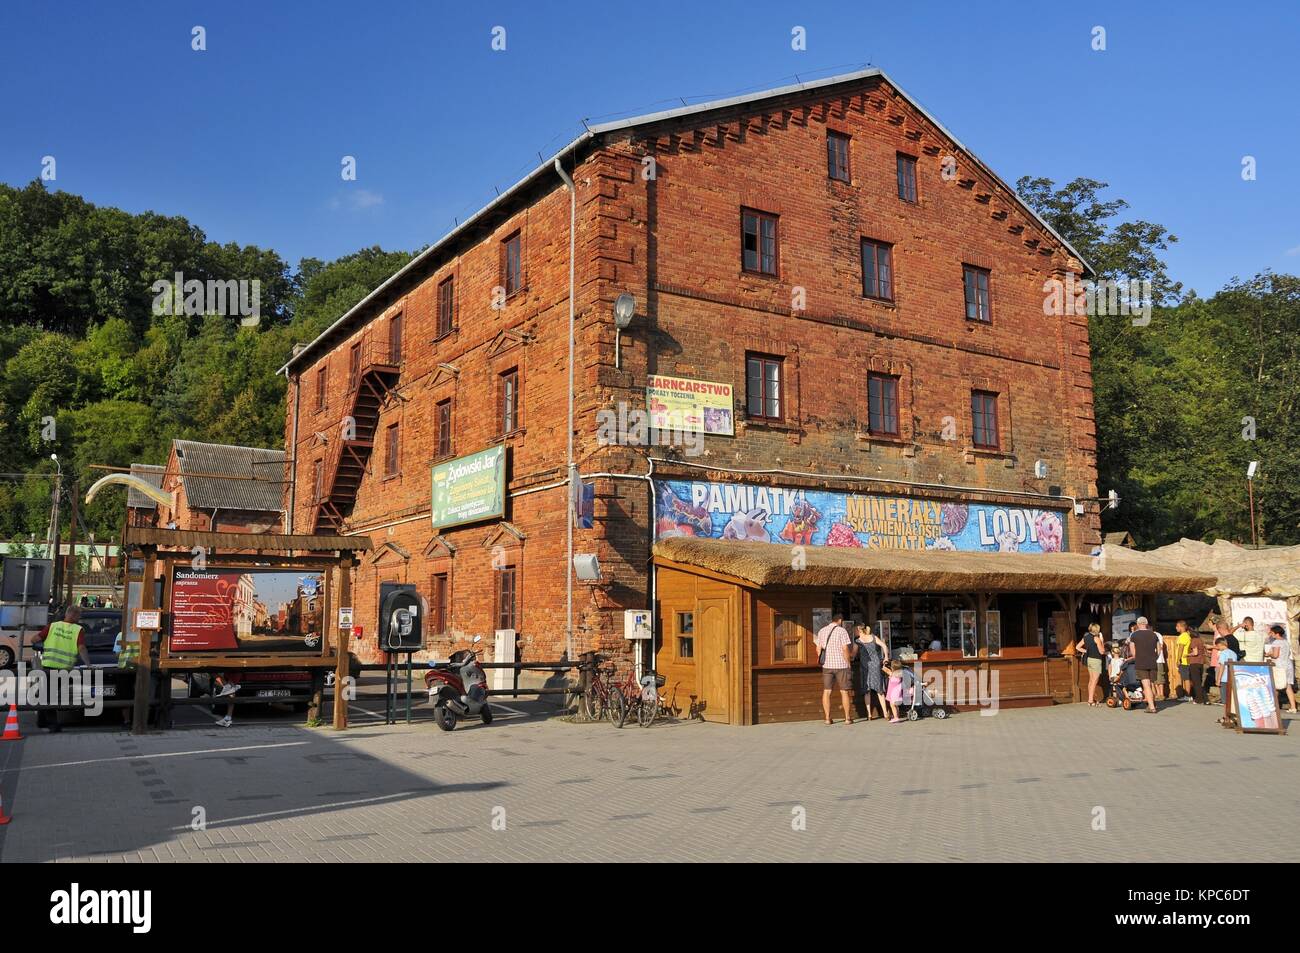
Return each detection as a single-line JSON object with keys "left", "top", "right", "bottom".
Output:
{"left": 338, "top": 607, "right": 354, "bottom": 630}
{"left": 134, "top": 609, "right": 162, "bottom": 631}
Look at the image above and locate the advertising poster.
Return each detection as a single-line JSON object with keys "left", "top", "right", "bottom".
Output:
{"left": 170, "top": 568, "right": 325, "bottom": 653}
{"left": 431, "top": 445, "right": 506, "bottom": 530}
{"left": 986, "top": 609, "right": 1002, "bottom": 658}
{"left": 1229, "top": 662, "right": 1285, "bottom": 733}
{"left": 654, "top": 479, "right": 1067, "bottom": 552}
{"left": 646, "top": 375, "right": 734, "bottom": 435}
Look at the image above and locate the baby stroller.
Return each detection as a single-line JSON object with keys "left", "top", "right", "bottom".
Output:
{"left": 1106, "top": 658, "right": 1146, "bottom": 710}
{"left": 903, "top": 668, "right": 950, "bottom": 721}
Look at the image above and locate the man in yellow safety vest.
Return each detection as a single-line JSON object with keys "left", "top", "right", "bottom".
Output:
{"left": 35, "top": 606, "right": 91, "bottom": 732}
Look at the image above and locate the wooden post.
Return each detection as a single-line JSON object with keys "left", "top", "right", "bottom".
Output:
{"left": 131, "top": 547, "right": 157, "bottom": 734}
{"left": 332, "top": 555, "right": 352, "bottom": 730}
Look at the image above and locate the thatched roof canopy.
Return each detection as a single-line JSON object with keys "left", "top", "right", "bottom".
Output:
{"left": 653, "top": 538, "right": 1216, "bottom": 594}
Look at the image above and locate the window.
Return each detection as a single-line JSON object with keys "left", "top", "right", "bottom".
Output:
{"left": 896, "top": 153, "right": 918, "bottom": 203}
{"left": 430, "top": 572, "right": 448, "bottom": 635}
{"left": 741, "top": 208, "right": 779, "bottom": 275}
{"left": 495, "top": 565, "right": 517, "bottom": 631}
{"left": 971, "top": 390, "right": 1000, "bottom": 449}
{"left": 499, "top": 368, "right": 519, "bottom": 435}
{"left": 745, "top": 353, "right": 783, "bottom": 421}
{"left": 861, "top": 239, "right": 894, "bottom": 301}
{"left": 503, "top": 233, "right": 522, "bottom": 297}
{"left": 826, "top": 130, "right": 850, "bottom": 182}
{"left": 963, "top": 265, "right": 991, "bottom": 322}
{"left": 388, "top": 312, "right": 402, "bottom": 363}
{"left": 312, "top": 459, "right": 323, "bottom": 501}
{"left": 437, "top": 277, "right": 454, "bottom": 338}
{"left": 868, "top": 373, "right": 900, "bottom": 436}
{"left": 315, "top": 365, "right": 327, "bottom": 411}
{"left": 676, "top": 611, "right": 694, "bottom": 659}
{"left": 436, "top": 399, "right": 452, "bottom": 458}
{"left": 773, "top": 613, "right": 805, "bottom": 662}
{"left": 384, "top": 422, "right": 400, "bottom": 475}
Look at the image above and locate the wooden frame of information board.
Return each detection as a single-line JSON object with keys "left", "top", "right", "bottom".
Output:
{"left": 121, "top": 528, "right": 370, "bottom": 735}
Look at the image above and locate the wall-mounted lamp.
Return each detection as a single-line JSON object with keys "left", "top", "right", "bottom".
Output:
{"left": 613, "top": 293, "right": 635, "bottom": 370}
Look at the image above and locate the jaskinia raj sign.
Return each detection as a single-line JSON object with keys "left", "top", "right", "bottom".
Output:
{"left": 431, "top": 446, "right": 506, "bottom": 530}
{"left": 654, "top": 479, "right": 1067, "bottom": 553}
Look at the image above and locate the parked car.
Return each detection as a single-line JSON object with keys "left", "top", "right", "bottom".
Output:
{"left": 76, "top": 609, "right": 137, "bottom": 704}
{"left": 188, "top": 668, "right": 316, "bottom": 712}
{"left": 0, "top": 632, "right": 18, "bottom": 670}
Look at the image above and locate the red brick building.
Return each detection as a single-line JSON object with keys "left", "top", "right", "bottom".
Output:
{"left": 279, "top": 68, "right": 1100, "bottom": 680}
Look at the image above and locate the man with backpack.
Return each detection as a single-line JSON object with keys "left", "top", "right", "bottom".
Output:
{"left": 814, "top": 611, "right": 857, "bottom": 725}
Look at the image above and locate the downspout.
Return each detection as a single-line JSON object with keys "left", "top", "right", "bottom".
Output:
{"left": 288, "top": 373, "right": 299, "bottom": 534}
{"left": 554, "top": 156, "right": 577, "bottom": 660}
{"left": 577, "top": 459, "right": 658, "bottom": 678}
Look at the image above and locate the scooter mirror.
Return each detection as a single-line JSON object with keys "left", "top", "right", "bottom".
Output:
{"left": 472, "top": 635, "right": 482, "bottom": 644}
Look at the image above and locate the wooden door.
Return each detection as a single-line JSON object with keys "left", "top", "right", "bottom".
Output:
{"left": 696, "top": 597, "right": 731, "bottom": 722}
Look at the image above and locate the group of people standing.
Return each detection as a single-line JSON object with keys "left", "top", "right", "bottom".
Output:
{"left": 813, "top": 612, "right": 912, "bottom": 725}
{"left": 1076, "top": 615, "right": 1297, "bottom": 719}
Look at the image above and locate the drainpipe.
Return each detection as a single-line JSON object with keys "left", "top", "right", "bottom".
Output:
{"left": 287, "top": 373, "right": 300, "bottom": 534}
{"left": 554, "top": 156, "right": 576, "bottom": 660}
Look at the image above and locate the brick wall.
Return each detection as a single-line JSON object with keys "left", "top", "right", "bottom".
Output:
{"left": 285, "top": 74, "right": 1100, "bottom": 667}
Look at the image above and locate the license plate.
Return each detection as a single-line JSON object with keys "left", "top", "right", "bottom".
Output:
{"left": 255, "top": 689, "right": 291, "bottom": 698}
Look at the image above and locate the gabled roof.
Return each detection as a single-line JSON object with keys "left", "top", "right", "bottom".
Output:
{"left": 280, "top": 67, "right": 1092, "bottom": 376}
{"left": 172, "top": 440, "right": 286, "bottom": 513}
{"left": 126, "top": 463, "right": 165, "bottom": 510}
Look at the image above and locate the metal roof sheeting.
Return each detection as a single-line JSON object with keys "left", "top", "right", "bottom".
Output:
{"left": 174, "top": 440, "right": 286, "bottom": 513}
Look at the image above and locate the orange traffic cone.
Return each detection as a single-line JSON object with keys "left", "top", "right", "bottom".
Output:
{"left": 1, "top": 703, "right": 22, "bottom": 741}
{"left": 0, "top": 790, "right": 10, "bottom": 825}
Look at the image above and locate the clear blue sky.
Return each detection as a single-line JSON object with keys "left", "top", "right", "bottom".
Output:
{"left": 3, "top": 0, "right": 1297, "bottom": 297}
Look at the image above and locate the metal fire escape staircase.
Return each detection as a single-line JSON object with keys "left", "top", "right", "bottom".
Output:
{"left": 311, "top": 336, "right": 399, "bottom": 533}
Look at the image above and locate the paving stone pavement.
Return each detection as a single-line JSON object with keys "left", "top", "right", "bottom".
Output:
{"left": 0, "top": 699, "right": 1296, "bottom": 862}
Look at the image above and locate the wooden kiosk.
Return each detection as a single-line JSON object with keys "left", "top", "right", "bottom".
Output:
{"left": 652, "top": 537, "right": 1217, "bottom": 724}
{"left": 122, "top": 527, "right": 372, "bottom": 733}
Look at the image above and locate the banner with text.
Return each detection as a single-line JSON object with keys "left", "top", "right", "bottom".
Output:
{"left": 431, "top": 445, "right": 506, "bottom": 530}
{"left": 654, "top": 479, "right": 1067, "bottom": 552}
{"left": 645, "top": 375, "right": 734, "bottom": 435}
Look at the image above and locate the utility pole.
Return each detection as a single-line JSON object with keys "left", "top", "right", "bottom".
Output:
{"left": 65, "top": 480, "right": 79, "bottom": 608}
{"left": 49, "top": 470, "right": 63, "bottom": 608}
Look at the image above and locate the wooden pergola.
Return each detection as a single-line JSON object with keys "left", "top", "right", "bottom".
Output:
{"left": 121, "top": 527, "right": 372, "bottom": 734}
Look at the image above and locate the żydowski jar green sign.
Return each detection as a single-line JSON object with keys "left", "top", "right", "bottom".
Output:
{"left": 431, "top": 446, "right": 506, "bottom": 529}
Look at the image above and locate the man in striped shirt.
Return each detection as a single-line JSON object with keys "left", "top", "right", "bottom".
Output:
{"left": 815, "top": 612, "right": 856, "bottom": 725}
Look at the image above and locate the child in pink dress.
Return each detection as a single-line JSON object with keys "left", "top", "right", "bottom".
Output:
{"left": 884, "top": 661, "right": 904, "bottom": 723}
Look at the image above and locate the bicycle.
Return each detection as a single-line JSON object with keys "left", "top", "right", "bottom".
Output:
{"left": 609, "top": 670, "right": 667, "bottom": 728}
{"left": 576, "top": 653, "right": 622, "bottom": 725}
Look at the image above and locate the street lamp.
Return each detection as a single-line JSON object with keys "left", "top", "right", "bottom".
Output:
{"left": 613, "top": 293, "right": 635, "bottom": 370}
{"left": 1246, "top": 461, "right": 1259, "bottom": 547}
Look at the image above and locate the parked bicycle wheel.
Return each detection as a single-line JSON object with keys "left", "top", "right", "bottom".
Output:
{"left": 580, "top": 684, "right": 604, "bottom": 722}
{"left": 637, "top": 695, "right": 657, "bottom": 728}
{"left": 606, "top": 688, "right": 627, "bottom": 727}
